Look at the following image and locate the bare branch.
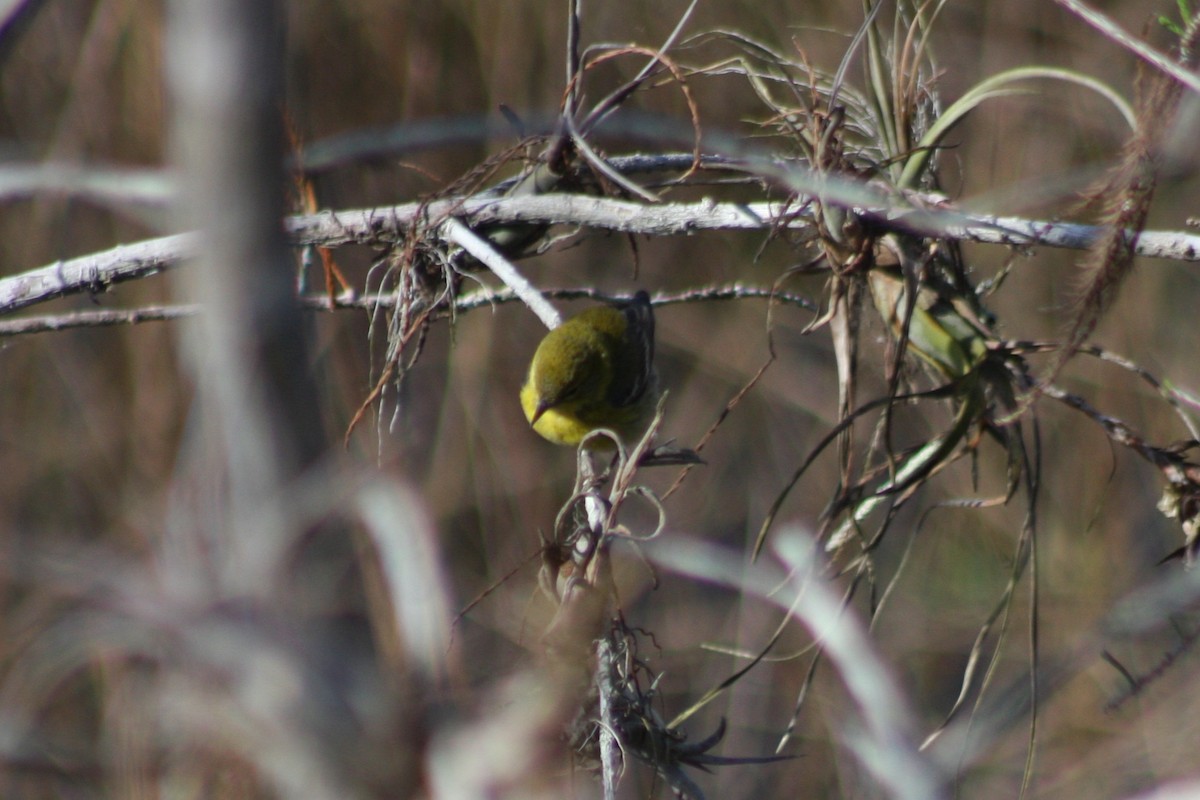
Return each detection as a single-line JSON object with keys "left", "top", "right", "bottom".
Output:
{"left": 242, "top": 196, "right": 1200, "bottom": 262}
{"left": 0, "top": 284, "right": 817, "bottom": 338}
{"left": 0, "top": 305, "right": 199, "bottom": 336}
{"left": 0, "top": 232, "right": 197, "bottom": 315}
{"left": 3, "top": 193, "right": 1199, "bottom": 320}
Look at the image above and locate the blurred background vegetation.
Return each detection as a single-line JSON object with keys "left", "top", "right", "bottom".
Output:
{"left": 1, "top": 0, "right": 1199, "bottom": 797}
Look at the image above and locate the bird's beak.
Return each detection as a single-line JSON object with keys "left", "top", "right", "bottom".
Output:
{"left": 531, "top": 401, "right": 550, "bottom": 425}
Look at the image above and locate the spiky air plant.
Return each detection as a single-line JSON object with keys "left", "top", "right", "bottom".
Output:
{"left": 726, "top": 2, "right": 1200, "bottom": 794}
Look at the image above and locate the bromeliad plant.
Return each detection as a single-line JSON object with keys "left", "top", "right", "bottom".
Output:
{"left": 707, "top": 0, "right": 1200, "bottom": 779}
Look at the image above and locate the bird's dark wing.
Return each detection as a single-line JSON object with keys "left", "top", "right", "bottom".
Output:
{"left": 609, "top": 290, "right": 655, "bottom": 408}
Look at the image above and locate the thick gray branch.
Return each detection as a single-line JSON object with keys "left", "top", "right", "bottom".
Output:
{"left": 3, "top": 195, "right": 1199, "bottom": 317}
{"left": 0, "top": 232, "right": 197, "bottom": 314}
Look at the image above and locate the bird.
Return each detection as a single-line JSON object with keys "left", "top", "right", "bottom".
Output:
{"left": 520, "top": 291, "right": 658, "bottom": 448}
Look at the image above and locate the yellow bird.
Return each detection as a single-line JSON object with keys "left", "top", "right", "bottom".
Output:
{"left": 520, "top": 291, "right": 658, "bottom": 447}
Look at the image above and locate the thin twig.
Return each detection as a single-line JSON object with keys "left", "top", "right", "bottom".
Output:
{"left": 440, "top": 216, "right": 562, "bottom": 329}
{"left": 0, "top": 284, "right": 816, "bottom": 337}
{"left": 0, "top": 305, "right": 200, "bottom": 336}
{"left": 597, "top": 636, "right": 619, "bottom": 800}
